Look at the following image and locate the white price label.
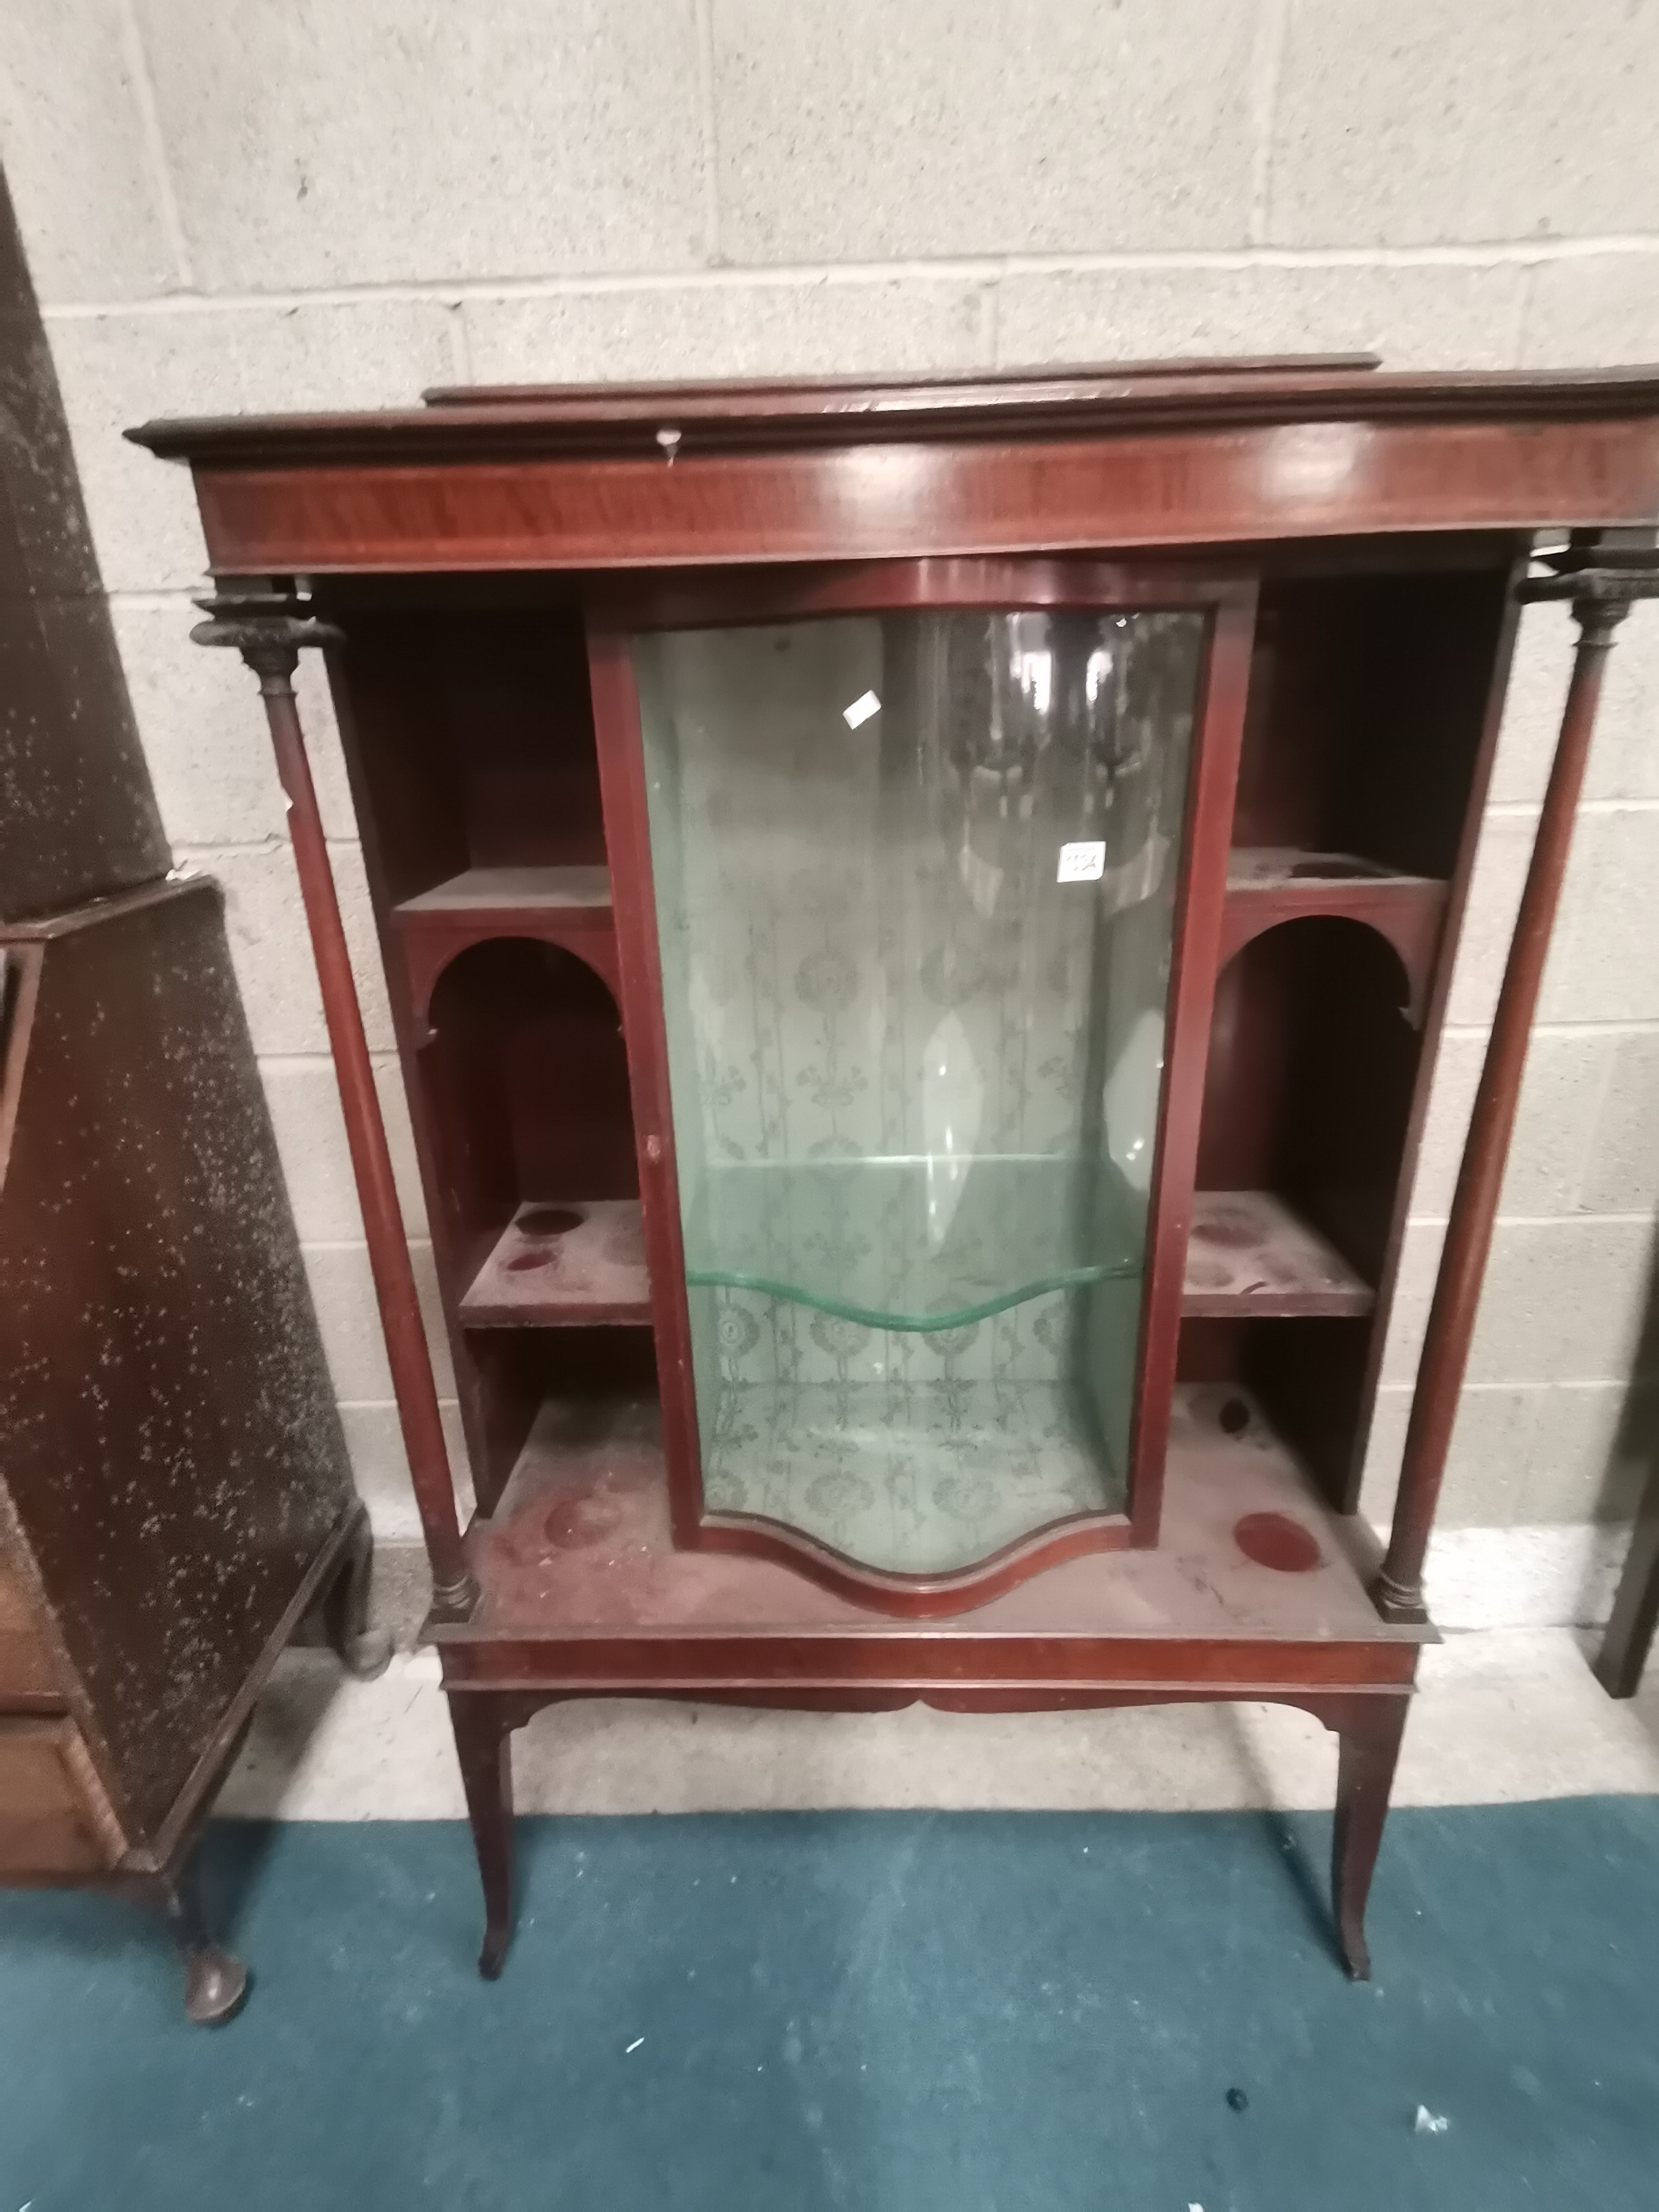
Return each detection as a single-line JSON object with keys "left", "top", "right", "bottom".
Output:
{"left": 843, "top": 690, "right": 881, "bottom": 729}
{"left": 1057, "top": 841, "right": 1105, "bottom": 883}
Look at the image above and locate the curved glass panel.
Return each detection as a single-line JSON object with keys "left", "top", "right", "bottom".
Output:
{"left": 635, "top": 607, "right": 1204, "bottom": 1576}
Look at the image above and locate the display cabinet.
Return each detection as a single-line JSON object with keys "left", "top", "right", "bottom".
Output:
{"left": 131, "top": 359, "right": 1659, "bottom": 1981}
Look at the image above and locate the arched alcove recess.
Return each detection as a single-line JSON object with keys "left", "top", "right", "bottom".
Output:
{"left": 396, "top": 891, "right": 620, "bottom": 1038}
{"left": 1198, "top": 916, "right": 1414, "bottom": 1264}
{"left": 421, "top": 937, "right": 651, "bottom": 1513}
{"left": 1217, "top": 861, "right": 1446, "bottom": 1024}
{"left": 1183, "top": 915, "right": 1419, "bottom": 1507}
{"left": 424, "top": 938, "right": 636, "bottom": 1271}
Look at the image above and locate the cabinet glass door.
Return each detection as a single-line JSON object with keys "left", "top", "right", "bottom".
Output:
{"left": 634, "top": 605, "right": 1205, "bottom": 1577}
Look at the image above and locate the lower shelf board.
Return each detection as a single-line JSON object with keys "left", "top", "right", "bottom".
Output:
{"left": 459, "top": 1200, "right": 651, "bottom": 1327}
{"left": 434, "top": 1383, "right": 1429, "bottom": 1686}
{"left": 1183, "top": 1191, "right": 1374, "bottom": 1319}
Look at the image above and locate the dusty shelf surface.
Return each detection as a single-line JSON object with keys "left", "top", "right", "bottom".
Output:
{"left": 1182, "top": 1190, "right": 1374, "bottom": 1318}
{"left": 438, "top": 1383, "right": 1426, "bottom": 1657}
{"left": 396, "top": 865, "right": 611, "bottom": 915}
{"left": 460, "top": 1199, "right": 649, "bottom": 1327}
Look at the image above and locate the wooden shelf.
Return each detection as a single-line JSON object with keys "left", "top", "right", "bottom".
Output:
{"left": 393, "top": 864, "right": 611, "bottom": 924}
{"left": 1182, "top": 1191, "right": 1374, "bottom": 1319}
{"left": 1225, "top": 848, "right": 1444, "bottom": 925}
{"left": 459, "top": 1198, "right": 651, "bottom": 1328}
{"left": 1226, "top": 848, "right": 1435, "bottom": 893}
{"left": 1220, "top": 849, "right": 1449, "bottom": 1010}
{"left": 390, "top": 865, "right": 620, "bottom": 1012}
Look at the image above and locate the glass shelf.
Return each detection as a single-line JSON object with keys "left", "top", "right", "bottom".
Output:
{"left": 683, "top": 1155, "right": 1141, "bottom": 1331}
{"left": 635, "top": 603, "right": 1205, "bottom": 1577}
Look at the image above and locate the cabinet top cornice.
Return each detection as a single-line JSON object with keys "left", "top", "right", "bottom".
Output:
{"left": 127, "top": 355, "right": 1659, "bottom": 469}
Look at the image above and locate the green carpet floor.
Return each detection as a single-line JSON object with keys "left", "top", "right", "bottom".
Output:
{"left": 1, "top": 1799, "right": 1656, "bottom": 2209}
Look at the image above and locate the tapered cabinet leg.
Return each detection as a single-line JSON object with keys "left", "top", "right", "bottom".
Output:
{"left": 324, "top": 1503, "right": 394, "bottom": 1681}
{"left": 1330, "top": 1697, "right": 1410, "bottom": 1982}
{"left": 449, "top": 1694, "right": 515, "bottom": 1979}
{"left": 148, "top": 1858, "right": 249, "bottom": 2026}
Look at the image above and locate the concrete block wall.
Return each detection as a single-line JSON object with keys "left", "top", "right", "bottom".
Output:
{"left": 2, "top": 0, "right": 1656, "bottom": 1623}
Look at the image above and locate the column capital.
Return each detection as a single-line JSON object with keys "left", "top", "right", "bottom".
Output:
{"left": 189, "top": 584, "right": 342, "bottom": 689}
{"left": 1517, "top": 538, "right": 1659, "bottom": 633}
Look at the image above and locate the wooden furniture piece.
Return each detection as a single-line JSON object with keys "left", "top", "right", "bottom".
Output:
{"left": 0, "top": 165, "right": 391, "bottom": 2026}
{"left": 0, "top": 878, "right": 391, "bottom": 2022}
{"left": 132, "top": 361, "right": 1659, "bottom": 1983}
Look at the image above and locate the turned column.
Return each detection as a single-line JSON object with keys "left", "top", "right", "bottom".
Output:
{"left": 192, "top": 584, "right": 477, "bottom": 1619}
{"left": 1374, "top": 544, "right": 1659, "bottom": 1623}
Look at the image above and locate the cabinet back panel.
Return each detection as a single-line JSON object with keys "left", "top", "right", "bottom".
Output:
{"left": 329, "top": 608, "right": 606, "bottom": 896}
{"left": 1237, "top": 567, "right": 1510, "bottom": 877}
{"left": 466, "top": 1328, "right": 659, "bottom": 1519}
{"left": 1175, "top": 1315, "right": 1375, "bottom": 1509}
{"left": 327, "top": 618, "right": 470, "bottom": 905}
{"left": 1198, "top": 919, "right": 1419, "bottom": 1273}
{"left": 449, "top": 617, "right": 605, "bottom": 869}
{"left": 425, "top": 941, "right": 636, "bottom": 1259}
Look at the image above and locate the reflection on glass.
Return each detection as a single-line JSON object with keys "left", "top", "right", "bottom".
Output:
{"left": 636, "top": 608, "right": 1204, "bottom": 1575}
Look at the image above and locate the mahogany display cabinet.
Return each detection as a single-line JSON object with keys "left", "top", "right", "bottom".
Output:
{"left": 131, "top": 359, "right": 1659, "bottom": 1981}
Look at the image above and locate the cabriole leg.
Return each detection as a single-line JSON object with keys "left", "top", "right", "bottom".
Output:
{"left": 449, "top": 1693, "right": 515, "bottom": 1979}
{"left": 1330, "top": 1696, "right": 1410, "bottom": 1982}
{"left": 147, "top": 1858, "right": 249, "bottom": 2026}
{"left": 324, "top": 1502, "right": 394, "bottom": 1681}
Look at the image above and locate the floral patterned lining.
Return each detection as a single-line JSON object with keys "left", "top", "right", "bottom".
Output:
{"left": 638, "top": 607, "right": 1202, "bottom": 1574}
